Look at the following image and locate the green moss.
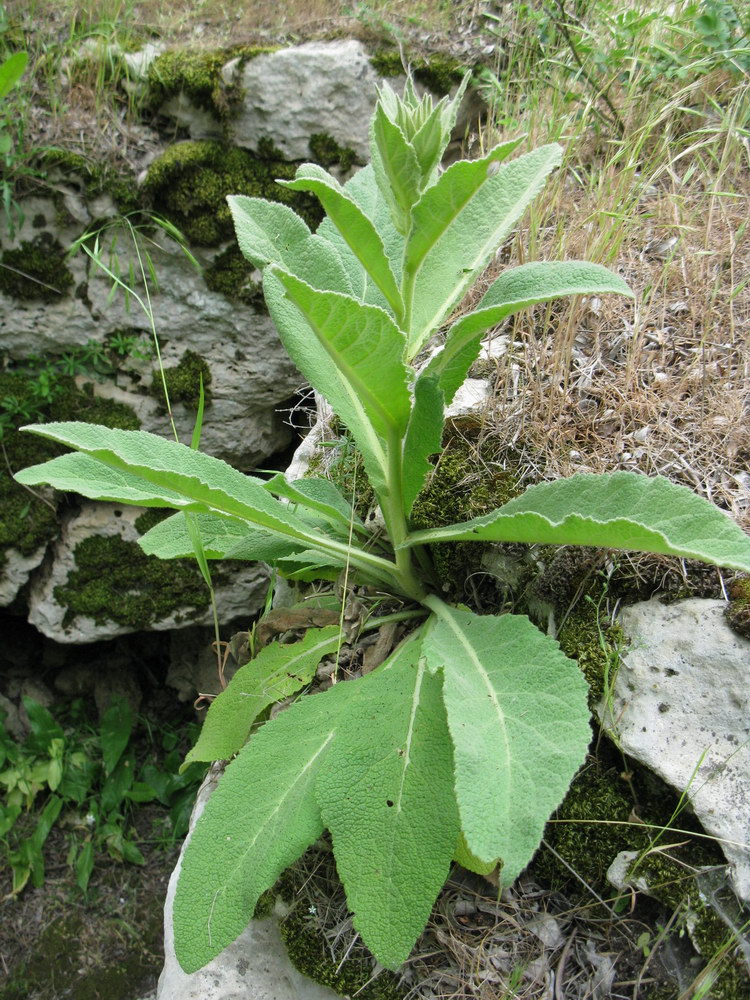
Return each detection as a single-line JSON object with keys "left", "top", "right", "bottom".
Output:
{"left": 308, "top": 132, "right": 356, "bottom": 172}
{"left": 0, "top": 235, "right": 74, "bottom": 302}
{"left": 133, "top": 508, "right": 171, "bottom": 535}
{"left": 409, "top": 435, "right": 522, "bottom": 599}
{"left": 0, "top": 370, "right": 139, "bottom": 565}
{"left": 54, "top": 533, "right": 208, "bottom": 629}
{"left": 151, "top": 350, "right": 212, "bottom": 409}
{"left": 203, "top": 245, "right": 265, "bottom": 308}
{"left": 725, "top": 575, "right": 750, "bottom": 639}
{"left": 557, "top": 598, "right": 625, "bottom": 707}
{"left": 534, "top": 761, "right": 644, "bottom": 891}
{"left": 142, "top": 140, "right": 322, "bottom": 246}
{"left": 40, "top": 150, "right": 140, "bottom": 214}
{"left": 370, "top": 49, "right": 469, "bottom": 95}
{"left": 145, "top": 46, "right": 276, "bottom": 119}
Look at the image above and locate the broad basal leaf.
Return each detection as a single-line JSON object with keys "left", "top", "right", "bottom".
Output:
{"left": 279, "top": 164, "right": 403, "bottom": 317}
{"left": 402, "top": 374, "right": 444, "bottom": 516}
{"left": 315, "top": 629, "right": 459, "bottom": 970}
{"left": 405, "top": 471, "right": 750, "bottom": 572}
{"left": 173, "top": 679, "right": 352, "bottom": 974}
{"left": 424, "top": 261, "right": 634, "bottom": 403}
{"left": 184, "top": 625, "right": 343, "bottom": 766}
{"left": 422, "top": 600, "right": 591, "bottom": 881}
{"left": 404, "top": 142, "right": 562, "bottom": 354}
{"left": 138, "top": 510, "right": 305, "bottom": 562}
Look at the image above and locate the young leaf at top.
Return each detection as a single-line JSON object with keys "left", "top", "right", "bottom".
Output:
{"left": 404, "top": 142, "right": 562, "bottom": 354}
{"left": 406, "top": 472, "right": 750, "bottom": 573}
{"left": 370, "top": 102, "right": 421, "bottom": 236}
{"left": 422, "top": 599, "right": 591, "bottom": 878}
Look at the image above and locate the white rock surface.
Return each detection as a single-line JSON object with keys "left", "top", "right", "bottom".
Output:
{"left": 27, "top": 502, "right": 271, "bottom": 643}
{"left": 0, "top": 544, "right": 48, "bottom": 607}
{"left": 229, "top": 41, "right": 380, "bottom": 162}
{"left": 157, "top": 765, "right": 340, "bottom": 1000}
{"left": 602, "top": 598, "right": 750, "bottom": 902}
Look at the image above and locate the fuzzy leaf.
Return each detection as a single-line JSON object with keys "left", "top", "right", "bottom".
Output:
{"left": 402, "top": 374, "right": 444, "bottom": 516}
{"left": 316, "top": 630, "right": 459, "bottom": 970}
{"left": 173, "top": 681, "right": 353, "bottom": 974}
{"left": 184, "top": 626, "right": 344, "bottom": 766}
{"left": 15, "top": 424, "right": 340, "bottom": 554}
{"left": 425, "top": 261, "right": 634, "bottom": 403}
{"left": 279, "top": 164, "right": 403, "bottom": 316}
{"left": 227, "top": 196, "right": 352, "bottom": 295}
{"left": 370, "top": 104, "right": 421, "bottom": 235}
{"left": 263, "top": 474, "right": 363, "bottom": 535}
{"left": 405, "top": 472, "right": 750, "bottom": 572}
{"left": 405, "top": 141, "right": 561, "bottom": 353}
{"left": 139, "top": 511, "right": 304, "bottom": 561}
{"left": 422, "top": 601, "right": 591, "bottom": 880}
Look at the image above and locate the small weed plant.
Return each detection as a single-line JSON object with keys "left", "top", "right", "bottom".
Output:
{"left": 0, "top": 696, "right": 205, "bottom": 895}
{"left": 15, "top": 79, "right": 750, "bottom": 971}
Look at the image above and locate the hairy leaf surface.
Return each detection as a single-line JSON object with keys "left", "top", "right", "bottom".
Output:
{"left": 280, "top": 164, "right": 402, "bottom": 315}
{"left": 425, "top": 261, "right": 634, "bottom": 403}
{"left": 422, "top": 602, "right": 591, "bottom": 879}
{"left": 184, "top": 626, "right": 343, "bottom": 766}
{"left": 139, "top": 511, "right": 304, "bottom": 561}
{"left": 316, "top": 632, "right": 458, "bottom": 969}
{"left": 263, "top": 473, "right": 363, "bottom": 535}
{"left": 405, "top": 142, "right": 561, "bottom": 352}
{"left": 173, "top": 681, "right": 352, "bottom": 973}
{"left": 402, "top": 374, "right": 444, "bottom": 516}
{"left": 406, "top": 472, "right": 750, "bottom": 572}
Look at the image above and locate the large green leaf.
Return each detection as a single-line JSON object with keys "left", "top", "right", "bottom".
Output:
{"left": 15, "top": 425, "right": 392, "bottom": 581}
{"left": 263, "top": 473, "right": 364, "bottom": 536}
{"left": 173, "top": 680, "right": 352, "bottom": 974}
{"left": 424, "top": 261, "right": 634, "bottom": 403}
{"left": 268, "top": 269, "right": 411, "bottom": 438}
{"left": 402, "top": 374, "right": 444, "bottom": 516}
{"left": 404, "top": 142, "right": 561, "bottom": 353}
{"left": 138, "top": 510, "right": 305, "bottom": 561}
{"left": 404, "top": 472, "right": 750, "bottom": 572}
{"left": 184, "top": 625, "right": 344, "bottom": 766}
{"left": 422, "top": 600, "right": 591, "bottom": 880}
{"left": 316, "top": 630, "right": 458, "bottom": 970}
{"left": 0, "top": 52, "right": 28, "bottom": 99}
{"left": 279, "top": 164, "right": 403, "bottom": 317}
{"left": 227, "top": 195, "right": 352, "bottom": 295}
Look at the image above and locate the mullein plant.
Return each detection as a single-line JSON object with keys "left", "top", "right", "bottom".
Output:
{"left": 16, "top": 77, "right": 750, "bottom": 972}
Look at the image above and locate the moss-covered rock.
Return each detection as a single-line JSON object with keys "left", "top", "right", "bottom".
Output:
{"left": 54, "top": 533, "right": 208, "bottom": 630}
{"left": 39, "top": 149, "right": 140, "bottom": 214}
{"left": 141, "top": 140, "right": 322, "bottom": 246}
{"left": 308, "top": 132, "right": 356, "bottom": 172}
{"left": 558, "top": 596, "right": 626, "bottom": 707}
{"left": 409, "top": 434, "right": 523, "bottom": 600}
{"left": 145, "top": 46, "right": 275, "bottom": 119}
{"left": 151, "top": 349, "right": 212, "bottom": 410}
{"left": 725, "top": 575, "right": 750, "bottom": 639}
{"left": 370, "top": 49, "right": 469, "bottom": 95}
{"left": 203, "top": 245, "right": 265, "bottom": 308}
{"left": 0, "top": 234, "right": 74, "bottom": 302}
{"left": 0, "top": 370, "right": 139, "bottom": 570}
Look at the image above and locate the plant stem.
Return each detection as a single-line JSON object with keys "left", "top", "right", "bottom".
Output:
{"left": 379, "top": 429, "right": 426, "bottom": 602}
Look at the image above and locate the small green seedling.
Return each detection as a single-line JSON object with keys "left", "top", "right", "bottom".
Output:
{"left": 15, "top": 77, "right": 750, "bottom": 971}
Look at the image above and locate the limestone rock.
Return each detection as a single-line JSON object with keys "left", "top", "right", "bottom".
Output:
{"left": 601, "top": 598, "right": 750, "bottom": 902}
{"left": 0, "top": 544, "right": 48, "bottom": 607}
{"left": 28, "top": 501, "right": 270, "bottom": 643}
{"left": 228, "top": 41, "right": 380, "bottom": 163}
{"left": 157, "top": 765, "right": 340, "bottom": 1000}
